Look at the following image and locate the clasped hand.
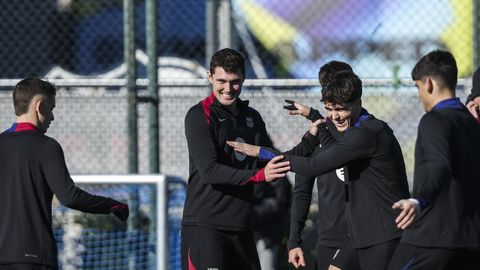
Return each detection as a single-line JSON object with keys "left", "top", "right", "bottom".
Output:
{"left": 226, "top": 141, "right": 290, "bottom": 182}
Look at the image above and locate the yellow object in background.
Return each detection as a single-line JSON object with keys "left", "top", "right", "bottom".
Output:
{"left": 441, "top": 0, "right": 473, "bottom": 77}
{"left": 237, "top": 0, "right": 298, "bottom": 51}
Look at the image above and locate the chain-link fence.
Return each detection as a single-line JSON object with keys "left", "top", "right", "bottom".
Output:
{"left": 0, "top": 0, "right": 478, "bottom": 79}
{"left": 0, "top": 83, "right": 473, "bottom": 187}
{"left": 0, "top": 82, "right": 472, "bottom": 270}
{"left": 0, "top": 0, "right": 476, "bottom": 182}
{"left": 0, "top": 0, "right": 205, "bottom": 78}
{"left": 1, "top": 1, "right": 479, "bottom": 268}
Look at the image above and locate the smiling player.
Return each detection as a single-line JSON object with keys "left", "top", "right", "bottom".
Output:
{"left": 229, "top": 71, "right": 410, "bottom": 269}
{"left": 181, "top": 48, "right": 292, "bottom": 270}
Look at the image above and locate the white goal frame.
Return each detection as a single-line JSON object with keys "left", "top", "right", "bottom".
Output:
{"left": 71, "top": 174, "right": 171, "bottom": 270}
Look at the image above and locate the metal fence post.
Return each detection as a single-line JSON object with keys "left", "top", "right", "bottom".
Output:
{"left": 147, "top": 0, "right": 160, "bottom": 174}
{"left": 146, "top": 0, "right": 160, "bottom": 269}
{"left": 206, "top": 0, "right": 218, "bottom": 67}
{"left": 124, "top": 0, "right": 138, "bottom": 269}
{"left": 124, "top": 0, "right": 138, "bottom": 174}
{"left": 218, "top": 0, "right": 232, "bottom": 50}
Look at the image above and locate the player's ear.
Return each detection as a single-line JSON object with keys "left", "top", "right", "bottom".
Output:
{"left": 207, "top": 70, "right": 213, "bottom": 84}
{"left": 425, "top": 77, "right": 434, "bottom": 94}
{"left": 30, "top": 95, "right": 42, "bottom": 114}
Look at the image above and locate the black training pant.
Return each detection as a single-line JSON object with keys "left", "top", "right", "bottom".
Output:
{"left": 331, "top": 239, "right": 399, "bottom": 270}
{"left": 181, "top": 225, "right": 261, "bottom": 270}
{"left": 317, "top": 242, "right": 360, "bottom": 270}
{"left": 0, "top": 264, "right": 56, "bottom": 270}
{"left": 387, "top": 243, "right": 480, "bottom": 270}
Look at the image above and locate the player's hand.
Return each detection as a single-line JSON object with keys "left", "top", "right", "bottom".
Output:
{"left": 226, "top": 141, "right": 260, "bottom": 157}
{"left": 288, "top": 247, "right": 306, "bottom": 268}
{"left": 466, "top": 99, "right": 480, "bottom": 122}
{"left": 264, "top": 155, "right": 290, "bottom": 182}
{"left": 309, "top": 119, "right": 326, "bottom": 136}
{"left": 392, "top": 199, "right": 417, "bottom": 230}
{"left": 284, "top": 100, "right": 311, "bottom": 118}
{"left": 111, "top": 202, "right": 129, "bottom": 221}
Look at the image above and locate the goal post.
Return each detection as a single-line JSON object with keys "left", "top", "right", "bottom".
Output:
{"left": 52, "top": 174, "right": 186, "bottom": 270}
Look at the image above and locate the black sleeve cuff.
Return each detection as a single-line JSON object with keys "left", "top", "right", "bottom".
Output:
{"left": 287, "top": 240, "right": 301, "bottom": 251}
{"left": 307, "top": 108, "right": 325, "bottom": 122}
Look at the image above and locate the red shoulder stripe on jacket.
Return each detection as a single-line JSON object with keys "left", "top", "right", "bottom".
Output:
{"left": 201, "top": 93, "right": 215, "bottom": 125}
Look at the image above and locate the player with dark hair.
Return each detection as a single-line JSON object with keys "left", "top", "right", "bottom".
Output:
{"left": 284, "top": 60, "right": 353, "bottom": 120}
{"left": 283, "top": 61, "right": 360, "bottom": 270}
{"left": 0, "top": 77, "right": 129, "bottom": 270}
{"left": 181, "top": 48, "right": 295, "bottom": 270}
{"left": 388, "top": 50, "right": 480, "bottom": 269}
{"left": 318, "top": 61, "right": 353, "bottom": 87}
{"left": 230, "top": 70, "right": 410, "bottom": 269}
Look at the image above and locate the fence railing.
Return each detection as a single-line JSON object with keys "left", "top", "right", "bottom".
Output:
{"left": 0, "top": 78, "right": 473, "bottom": 186}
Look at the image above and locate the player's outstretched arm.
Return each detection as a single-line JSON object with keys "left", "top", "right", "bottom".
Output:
{"left": 227, "top": 119, "right": 324, "bottom": 160}
{"left": 41, "top": 139, "right": 129, "bottom": 221}
{"left": 284, "top": 100, "right": 342, "bottom": 147}
{"left": 287, "top": 128, "right": 373, "bottom": 178}
{"left": 284, "top": 99, "right": 325, "bottom": 122}
{"left": 284, "top": 100, "right": 311, "bottom": 118}
{"left": 226, "top": 140, "right": 261, "bottom": 157}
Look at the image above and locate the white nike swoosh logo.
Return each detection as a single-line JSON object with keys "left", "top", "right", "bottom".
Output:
{"left": 219, "top": 118, "right": 227, "bottom": 122}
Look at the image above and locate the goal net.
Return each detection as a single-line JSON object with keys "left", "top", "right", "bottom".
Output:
{"left": 52, "top": 175, "right": 186, "bottom": 270}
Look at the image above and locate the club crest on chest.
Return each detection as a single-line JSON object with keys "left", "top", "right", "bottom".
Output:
{"left": 245, "top": 117, "right": 254, "bottom": 128}
{"left": 234, "top": 137, "right": 247, "bottom": 161}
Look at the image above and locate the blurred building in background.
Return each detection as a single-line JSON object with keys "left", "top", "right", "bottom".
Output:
{"left": 0, "top": 0, "right": 477, "bottom": 79}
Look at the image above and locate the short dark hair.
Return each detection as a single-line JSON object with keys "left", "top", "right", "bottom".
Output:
{"left": 318, "top": 61, "right": 353, "bottom": 87}
{"left": 411, "top": 50, "right": 458, "bottom": 90}
{"left": 13, "top": 77, "right": 56, "bottom": 116}
{"left": 321, "top": 70, "right": 362, "bottom": 105}
{"left": 210, "top": 48, "right": 245, "bottom": 79}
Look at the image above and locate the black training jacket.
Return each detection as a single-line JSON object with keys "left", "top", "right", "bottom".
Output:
{"left": 288, "top": 147, "right": 348, "bottom": 250}
{"left": 183, "top": 94, "right": 274, "bottom": 231}
{"left": 288, "top": 110, "right": 348, "bottom": 250}
{"left": 401, "top": 106, "right": 480, "bottom": 248}
{"left": 0, "top": 128, "right": 119, "bottom": 267}
{"left": 286, "top": 113, "right": 410, "bottom": 248}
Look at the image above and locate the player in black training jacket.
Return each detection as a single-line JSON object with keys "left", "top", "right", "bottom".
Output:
{"left": 0, "top": 78, "right": 129, "bottom": 270}
{"left": 283, "top": 61, "right": 360, "bottom": 270}
{"left": 181, "top": 48, "right": 294, "bottom": 270}
{"left": 388, "top": 51, "right": 480, "bottom": 270}
{"left": 230, "top": 71, "right": 410, "bottom": 270}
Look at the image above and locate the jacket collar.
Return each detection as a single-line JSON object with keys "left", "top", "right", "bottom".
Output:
{"left": 432, "top": 97, "right": 464, "bottom": 111}
{"left": 4, "top": 122, "right": 39, "bottom": 133}
{"left": 211, "top": 94, "right": 249, "bottom": 117}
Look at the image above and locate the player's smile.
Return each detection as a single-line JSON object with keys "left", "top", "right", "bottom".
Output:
{"left": 219, "top": 90, "right": 237, "bottom": 99}
{"left": 325, "top": 102, "right": 352, "bottom": 132}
